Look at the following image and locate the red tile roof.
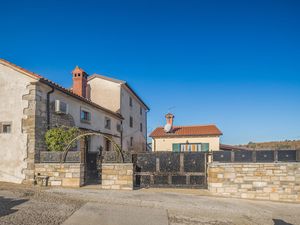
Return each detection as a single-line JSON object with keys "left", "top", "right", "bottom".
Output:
{"left": 0, "top": 58, "right": 42, "bottom": 79}
{"left": 0, "top": 58, "right": 122, "bottom": 119}
{"left": 150, "top": 125, "right": 222, "bottom": 138}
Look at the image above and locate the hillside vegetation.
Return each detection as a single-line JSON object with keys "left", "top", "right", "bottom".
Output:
{"left": 238, "top": 140, "right": 300, "bottom": 150}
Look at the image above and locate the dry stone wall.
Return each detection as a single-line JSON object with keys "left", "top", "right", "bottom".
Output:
{"left": 102, "top": 163, "right": 133, "bottom": 190}
{"left": 208, "top": 162, "right": 300, "bottom": 202}
{"left": 35, "top": 163, "right": 85, "bottom": 187}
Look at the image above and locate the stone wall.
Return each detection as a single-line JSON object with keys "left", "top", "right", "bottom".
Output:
{"left": 22, "top": 82, "right": 40, "bottom": 184}
{"left": 35, "top": 163, "right": 85, "bottom": 187}
{"left": 102, "top": 163, "right": 133, "bottom": 190}
{"left": 208, "top": 162, "right": 300, "bottom": 202}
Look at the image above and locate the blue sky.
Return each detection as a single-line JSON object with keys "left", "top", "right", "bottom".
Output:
{"left": 1, "top": 0, "right": 300, "bottom": 144}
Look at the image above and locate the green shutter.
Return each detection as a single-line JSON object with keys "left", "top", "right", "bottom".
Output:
{"left": 201, "top": 143, "right": 209, "bottom": 152}
{"left": 172, "top": 143, "right": 180, "bottom": 152}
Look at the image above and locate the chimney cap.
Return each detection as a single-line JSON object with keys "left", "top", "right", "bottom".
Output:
{"left": 72, "top": 65, "right": 86, "bottom": 74}
{"left": 165, "top": 113, "right": 174, "bottom": 118}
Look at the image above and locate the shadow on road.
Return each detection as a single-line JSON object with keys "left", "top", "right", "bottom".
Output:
{"left": 0, "top": 196, "right": 28, "bottom": 217}
{"left": 273, "top": 219, "right": 294, "bottom": 225}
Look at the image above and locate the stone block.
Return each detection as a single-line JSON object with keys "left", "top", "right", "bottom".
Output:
{"left": 115, "top": 180, "right": 129, "bottom": 185}
{"left": 62, "top": 178, "right": 80, "bottom": 187}
{"left": 65, "top": 172, "right": 72, "bottom": 178}
{"left": 111, "top": 185, "right": 121, "bottom": 190}
{"left": 126, "top": 170, "right": 133, "bottom": 175}
{"left": 224, "top": 173, "right": 236, "bottom": 179}
{"left": 210, "top": 183, "right": 223, "bottom": 188}
{"left": 217, "top": 174, "right": 224, "bottom": 179}
{"left": 241, "top": 184, "right": 252, "bottom": 189}
{"left": 253, "top": 182, "right": 267, "bottom": 187}
{"left": 51, "top": 181, "right": 62, "bottom": 186}
{"left": 102, "top": 180, "right": 114, "bottom": 185}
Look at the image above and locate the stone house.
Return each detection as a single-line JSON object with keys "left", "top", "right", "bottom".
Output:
{"left": 0, "top": 59, "right": 148, "bottom": 184}
{"left": 150, "top": 113, "right": 222, "bottom": 152}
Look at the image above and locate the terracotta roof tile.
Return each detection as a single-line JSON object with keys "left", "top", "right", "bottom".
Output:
{"left": 0, "top": 58, "right": 122, "bottom": 119}
{"left": 150, "top": 125, "right": 222, "bottom": 137}
{"left": 0, "top": 58, "right": 42, "bottom": 79}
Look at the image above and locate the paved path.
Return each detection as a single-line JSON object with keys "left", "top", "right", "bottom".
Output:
{"left": 49, "top": 187, "right": 300, "bottom": 225}
{"left": 1, "top": 182, "right": 300, "bottom": 225}
{"left": 63, "top": 202, "right": 168, "bottom": 225}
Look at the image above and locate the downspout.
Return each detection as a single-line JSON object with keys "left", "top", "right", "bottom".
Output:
{"left": 145, "top": 110, "right": 148, "bottom": 152}
{"left": 47, "top": 86, "right": 55, "bottom": 130}
{"left": 120, "top": 120, "right": 123, "bottom": 151}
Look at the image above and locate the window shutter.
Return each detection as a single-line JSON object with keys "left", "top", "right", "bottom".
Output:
{"left": 201, "top": 143, "right": 209, "bottom": 152}
{"left": 172, "top": 143, "right": 180, "bottom": 152}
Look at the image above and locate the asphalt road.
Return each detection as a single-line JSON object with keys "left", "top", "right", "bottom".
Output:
{"left": 0, "top": 182, "right": 299, "bottom": 225}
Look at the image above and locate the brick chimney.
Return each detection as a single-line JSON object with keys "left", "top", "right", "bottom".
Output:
{"left": 72, "top": 66, "right": 88, "bottom": 98}
{"left": 165, "top": 113, "right": 174, "bottom": 127}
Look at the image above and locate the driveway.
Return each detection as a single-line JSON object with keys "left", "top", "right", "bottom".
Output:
{"left": 0, "top": 182, "right": 299, "bottom": 225}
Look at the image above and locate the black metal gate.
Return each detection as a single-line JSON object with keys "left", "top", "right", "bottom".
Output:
{"left": 133, "top": 152, "right": 207, "bottom": 188}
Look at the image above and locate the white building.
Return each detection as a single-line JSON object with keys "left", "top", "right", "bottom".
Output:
{"left": 150, "top": 113, "right": 222, "bottom": 152}
{"left": 88, "top": 74, "right": 149, "bottom": 152}
{"left": 0, "top": 58, "right": 148, "bottom": 184}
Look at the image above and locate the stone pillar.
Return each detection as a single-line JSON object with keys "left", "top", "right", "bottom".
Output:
{"left": 102, "top": 163, "right": 133, "bottom": 190}
{"left": 22, "top": 83, "right": 39, "bottom": 184}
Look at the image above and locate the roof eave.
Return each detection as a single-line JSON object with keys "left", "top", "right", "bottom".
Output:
{"left": 39, "top": 78, "right": 123, "bottom": 120}
{"left": 150, "top": 134, "right": 222, "bottom": 138}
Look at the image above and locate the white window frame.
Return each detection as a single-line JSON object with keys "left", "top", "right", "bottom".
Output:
{"left": 80, "top": 107, "right": 91, "bottom": 123}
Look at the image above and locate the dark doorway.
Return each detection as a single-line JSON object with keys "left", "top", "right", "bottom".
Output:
{"left": 85, "top": 137, "right": 100, "bottom": 184}
{"left": 86, "top": 152, "right": 100, "bottom": 184}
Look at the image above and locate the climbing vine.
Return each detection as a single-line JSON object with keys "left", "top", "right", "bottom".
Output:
{"left": 45, "top": 126, "right": 80, "bottom": 152}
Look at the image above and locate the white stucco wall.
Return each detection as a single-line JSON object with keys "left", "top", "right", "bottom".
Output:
{"left": 152, "top": 136, "right": 220, "bottom": 152}
{"left": 120, "top": 86, "right": 147, "bottom": 152}
{"left": 0, "top": 63, "right": 36, "bottom": 183}
{"left": 88, "top": 77, "right": 121, "bottom": 112}
{"left": 87, "top": 76, "right": 148, "bottom": 152}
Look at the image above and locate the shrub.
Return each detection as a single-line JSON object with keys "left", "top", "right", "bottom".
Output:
{"left": 45, "top": 126, "right": 80, "bottom": 152}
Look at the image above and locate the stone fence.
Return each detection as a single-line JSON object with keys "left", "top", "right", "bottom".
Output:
{"left": 208, "top": 162, "right": 300, "bottom": 202}
{"left": 35, "top": 163, "right": 85, "bottom": 187}
{"left": 102, "top": 163, "right": 133, "bottom": 190}
{"left": 39, "top": 151, "right": 81, "bottom": 163}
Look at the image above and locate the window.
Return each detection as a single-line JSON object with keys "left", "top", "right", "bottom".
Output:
{"left": 129, "top": 116, "right": 133, "bottom": 128}
{"left": 140, "top": 123, "right": 143, "bottom": 132}
{"left": 129, "top": 97, "right": 133, "bottom": 107}
{"left": 80, "top": 109, "right": 91, "bottom": 122}
{"left": 172, "top": 143, "right": 180, "bottom": 152}
{"left": 105, "top": 117, "right": 111, "bottom": 129}
{"left": 1, "top": 122, "right": 12, "bottom": 134}
{"left": 140, "top": 107, "right": 142, "bottom": 115}
{"left": 130, "top": 137, "right": 133, "bottom": 147}
{"left": 117, "top": 124, "right": 122, "bottom": 132}
{"left": 173, "top": 143, "right": 210, "bottom": 152}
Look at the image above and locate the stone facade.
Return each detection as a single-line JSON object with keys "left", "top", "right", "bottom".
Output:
{"left": 35, "top": 163, "right": 85, "bottom": 187}
{"left": 102, "top": 163, "right": 133, "bottom": 190}
{"left": 22, "top": 82, "right": 40, "bottom": 184}
{"left": 208, "top": 162, "right": 300, "bottom": 202}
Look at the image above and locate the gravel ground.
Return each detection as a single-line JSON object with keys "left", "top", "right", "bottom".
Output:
{"left": 0, "top": 183, "right": 84, "bottom": 225}
{"left": 1, "top": 182, "right": 300, "bottom": 225}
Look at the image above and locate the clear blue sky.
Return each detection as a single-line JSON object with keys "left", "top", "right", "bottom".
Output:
{"left": 1, "top": 0, "right": 300, "bottom": 144}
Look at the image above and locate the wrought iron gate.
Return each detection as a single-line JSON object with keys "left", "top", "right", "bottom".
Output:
{"left": 133, "top": 152, "right": 208, "bottom": 188}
